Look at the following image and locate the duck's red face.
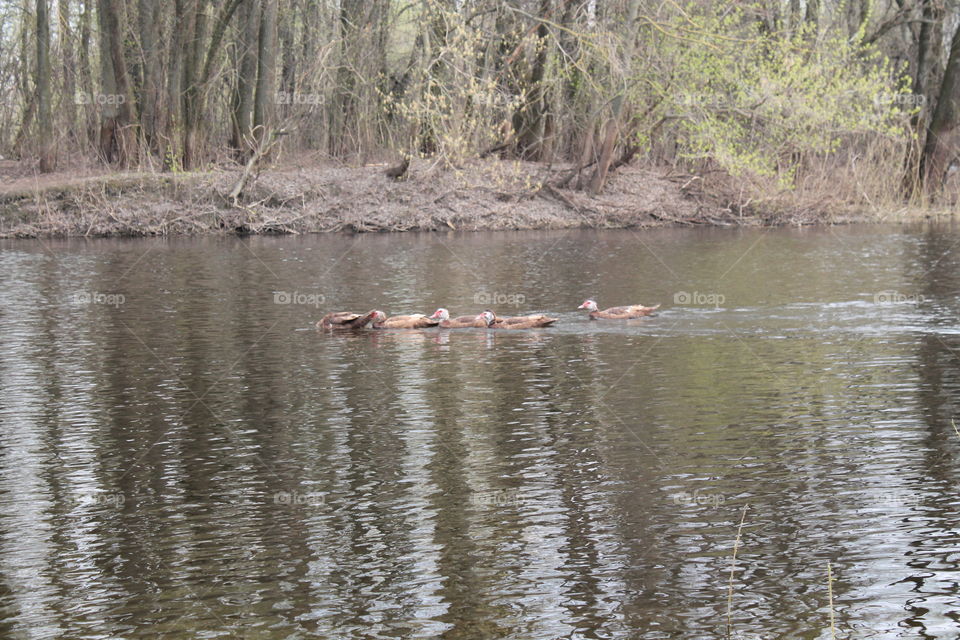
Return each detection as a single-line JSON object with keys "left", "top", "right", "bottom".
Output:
{"left": 430, "top": 308, "right": 449, "bottom": 320}
{"left": 578, "top": 300, "right": 597, "bottom": 311}
{"left": 479, "top": 311, "right": 495, "bottom": 326}
{"left": 372, "top": 311, "right": 387, "bottom": 323}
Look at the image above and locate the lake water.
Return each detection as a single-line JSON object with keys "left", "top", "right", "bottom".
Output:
{"left": 1, "top": 226, "right": 959, "bottom": 639}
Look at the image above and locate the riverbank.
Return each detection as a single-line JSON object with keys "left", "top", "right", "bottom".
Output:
{"left": 0, "top": 158, "right": 940, "bottom": 238}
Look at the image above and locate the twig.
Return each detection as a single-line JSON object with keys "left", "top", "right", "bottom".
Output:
{"left": 726, "top": 504, "right": 748, "bottom": 639}
{"left": 226, "top": 128, "right": 287, "bottom": 204}
{"left": 827, "top": 562, "right": 836, "bottom": 640}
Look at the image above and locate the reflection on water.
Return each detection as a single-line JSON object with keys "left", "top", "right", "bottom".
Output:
{"left": 1, "top": 226, "right": 959, "bottom": 639}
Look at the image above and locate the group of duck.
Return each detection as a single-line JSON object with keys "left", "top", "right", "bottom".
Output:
{"left": 317, "top": 299, "right": 661, "bottom": 330}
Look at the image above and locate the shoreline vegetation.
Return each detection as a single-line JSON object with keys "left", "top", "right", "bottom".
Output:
{"left": 6, "top": 2, "right": 960, "bottom": 238}
{"left": 0, "top": 158, "right": 949, "bottom": 239}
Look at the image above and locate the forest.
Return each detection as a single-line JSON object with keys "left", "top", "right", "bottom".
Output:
{"left": 2, "top": 0, "right": 960, "bottom": 224}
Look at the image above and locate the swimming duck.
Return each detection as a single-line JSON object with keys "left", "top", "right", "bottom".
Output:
{"left": 429, "top": 308, "right": 489, "bottom": 328}
{"left": 486, "top": 310, "right": 557, "bottom": 329}
{"left": 317, "top": 310, "right": 380, "bottom": 330}
{"left": 577, "top": 299, "right": 659, "bottom": 319}
{"left": 371, "top": 311, "right": 440, "bottom": 329}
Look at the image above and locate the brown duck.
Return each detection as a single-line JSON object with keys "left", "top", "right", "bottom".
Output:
{"left": 317, "top": 310, "right": 380, "bottom": 330}
{"left": 429, "top": 308, "right": 489, "bottom": 328}
{"left": 577, "top": 299, "right": 660, "bottom": 319}
{"left": 486, "top": 310, "right": 557, "bottom": 329}
{"left": 371, "top": 310, "right": 440, "bottom": 329}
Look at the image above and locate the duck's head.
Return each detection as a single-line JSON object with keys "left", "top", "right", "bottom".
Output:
{"left": 578, "top": 299, "right": 598, "bottom": 311}
{"left": 430, "top": 308, "right": 449, "bottom": 320}
{"left": 371, "top": 310, "right": 387, "bottom": 323}
{"left": 478, "top": 310, "right": 496, "bottom": 326}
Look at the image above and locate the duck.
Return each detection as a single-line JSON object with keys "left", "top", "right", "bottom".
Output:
{"left": 486, "top": 310, "right": 557, "bottom": 329}
{"left": 429, "top": 308, "right": 489, "bottom": 328}
{"left": 577, "top": 299, "right": 660, "bottom": 319}
{"left": 317, "top": 310, "right": 381, "bottom": 330}
{"left": 371, "top": 310, "right": 440, "bottom": 329}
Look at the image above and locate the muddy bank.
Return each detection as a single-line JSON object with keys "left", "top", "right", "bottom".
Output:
{"left": 0, "top": 159, "right": 871, "bottom": 238}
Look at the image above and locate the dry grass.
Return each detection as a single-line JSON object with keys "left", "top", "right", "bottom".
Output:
{"left": 1, "top": 155, "right": 949, "bottom": 238}
{"left": 677, "top": 136, "right": 960, "bottom": 224}
{"left": 0, "top": 158, "right": 705, "bottom": 238}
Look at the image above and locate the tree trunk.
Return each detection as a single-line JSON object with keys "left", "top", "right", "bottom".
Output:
{"left": 914, "top": 0, "right": 944, "bottom": 103}
{"left": 904, "top": 0, "right": 943, "bottom": 197}
{"left": 138, "top": 0, "right": 161, "bottom": 150}
{"left": 58, "top": 0, "right": 76, "bottom": 145}
{"left": 587, "top": 0, "right": 639, "bottom": 194}
{"left": 101, "top": 0, "right": 138, "bottom": 166}
{"left": 515, "top": 0, "right": 552, "bottom": 160}
{"left": 37, "top": 0, "right": 55, "bottom": 172}
{"left": 231, "top": 0, "right": 259, "bottom": 156}
{"left": 13, "top": 93, "right": 37, "bottom": 161}
{"left": 97, "top": 0, "right": 119, "bottom": 162}
{"left": 330, "top": 0, "right": 364, "bottom": 157}
{"left": 165, "top": 0, "right": 187, "bottom": 169}
{"left": 13, "top": 0, "right": 34, "bottom": 160}
{"left": 182, "top": 0, "right": 209, "bottom": 168}
{"left": 181, "top": 0, "right": 243, "bottom": 168}
{"left": 804, "top": 0, "right": 819, "bottom": 28}
{"left": 279, "top": 4, "right": 296, "bottom": 119}
{"left": 253, "top": 0, "right": 278, "bottom": 145}
{"left": 299, "top": 0, "right": 323, "bottom": 149}
{"left": 922, "top": 20, "right": 960, "bottom": 193}
{"left": 589, "top": 116, "right": 619, "bottom": 194}
{"left": 78, "top": 0, "right": 95, "bottom": 147}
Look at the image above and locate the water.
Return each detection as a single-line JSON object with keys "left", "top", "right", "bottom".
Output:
{"left": 1, "top": 226, "right": 959, "bottom": 639}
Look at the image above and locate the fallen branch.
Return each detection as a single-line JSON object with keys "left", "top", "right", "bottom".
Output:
{"left": 226, "top": 128, "right": 287, "bottom": 205}
{"left": 541, "top": 183, "right": 583, "bottom": 213}
{"left": 552, "top": 159, "right": 598, "bottom": 189}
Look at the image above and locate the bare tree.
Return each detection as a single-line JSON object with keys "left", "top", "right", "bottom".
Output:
{"left": 231, "top": 0, "right": 260, "bottom": 157}
{"left": 922, "top": 16, "right": 960, "bottom": 193}
{"left": 0, "top": 0, "right": 953, "bottom": 208}
{"left": 138, "top": 0, "right": 162, "bottom": 150}
{"left": 253, "top": 0, "right": 278, "bottom": 145}
{"left": 36, "top": 0, "right": 55, "bottom": 171}
{"left": 58, "top": 0, "right": 76, "bottom": 145}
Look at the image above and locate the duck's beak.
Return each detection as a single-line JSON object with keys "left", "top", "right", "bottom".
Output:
{"left": 429, "top": 310, "right": 441, "bottom": 319}
{"left": 577, "top": 302, "right": 588, "bottom": 309}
